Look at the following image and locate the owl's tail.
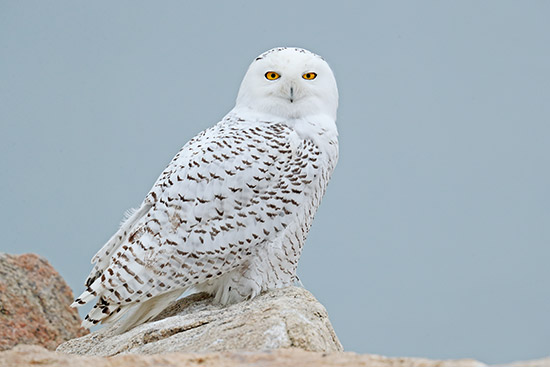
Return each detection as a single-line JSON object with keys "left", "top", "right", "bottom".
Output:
{"left": 80, "top": 298, "right": 125, "bottom": 329}
{"left": 74, "top": 287, "right": 185, "bottom": 333}
{"left": 114, "top": 288, "right": 185, "bottom": 334}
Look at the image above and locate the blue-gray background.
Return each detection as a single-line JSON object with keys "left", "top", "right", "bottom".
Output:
{"left": 1, "top": 1, "right": 548, "bottom": 363}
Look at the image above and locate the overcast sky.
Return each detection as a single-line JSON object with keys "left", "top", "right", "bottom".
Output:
{"left": 1, "top": 1, "right": 549, "bottom": 364}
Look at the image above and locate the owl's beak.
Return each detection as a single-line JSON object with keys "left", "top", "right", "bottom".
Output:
{"left": 289, "top": 86, "right": 294, "bottom": 103}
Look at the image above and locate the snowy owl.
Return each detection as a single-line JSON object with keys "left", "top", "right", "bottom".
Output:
{"left": 72, "top": 47, "right": 339, "bottom": 333}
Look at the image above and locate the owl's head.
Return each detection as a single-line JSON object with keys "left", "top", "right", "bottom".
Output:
{"left": 236, "top": 47, "right": 338, "bottom": 121}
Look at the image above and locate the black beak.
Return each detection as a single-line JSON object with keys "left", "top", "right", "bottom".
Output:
{"left": 290, "top": 87, "right": 294, "bottom": 103}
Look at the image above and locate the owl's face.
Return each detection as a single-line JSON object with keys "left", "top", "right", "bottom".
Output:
{"left": 236, "top": 48, "right": 338, "bottom": 120}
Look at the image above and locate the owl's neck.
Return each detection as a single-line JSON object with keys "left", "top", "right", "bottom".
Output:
{"left": 228, "top": 106, "right": 339, "bottom": 156}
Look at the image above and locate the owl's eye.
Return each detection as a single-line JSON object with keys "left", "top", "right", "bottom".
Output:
{"left": 265, "top": 71, "right": 281, "bottom": 80}
{"left": 302, "top": 72, "right": 317, "bottom": 80}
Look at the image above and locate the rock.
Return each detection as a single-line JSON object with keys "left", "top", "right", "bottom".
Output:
{"left": 494, "top": 357, "right": 550, "bottom": 367}
{"left": 57, "top": 286, "right": 342, "bottom": 356}
{"left": 5, "top": 344, "right": 535, "bottom": 367}
{"left": 0, "top": 253, "right": 88, "bottom": 351}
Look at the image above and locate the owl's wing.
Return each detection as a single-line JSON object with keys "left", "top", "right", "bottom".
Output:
{"left": 74, "top": 118, "right": 321, "bottom": 329}
{"left": 82, "top": 203, "right": 151, "bottom": 288}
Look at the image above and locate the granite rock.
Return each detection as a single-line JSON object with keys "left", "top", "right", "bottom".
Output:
{"left": 0, "top": 253, "right": 88, "bottom": 351}
{"left": 1, "top": 345, "right": 499, "bottom": 367}
{"left": 57, "top": 286, "right": 342, "bottom": 356}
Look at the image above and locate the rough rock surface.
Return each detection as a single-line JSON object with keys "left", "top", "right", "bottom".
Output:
{"left": 57, "top": 287, "right": 342, "bottom": 356}
{"left": 0, "top": 253, "right": 88, "bottom": 351}
{"left": 496, "top": 357, "right": 550, "bottom": 367}
{"left": 1, "top": 345, "right": 504, "bottom": 367}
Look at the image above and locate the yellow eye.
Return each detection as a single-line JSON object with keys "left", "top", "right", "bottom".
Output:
{"left": 265, "top": 71, "right": 281, "bottom": 80}
{"left": 302, "top": 72, "right": 317, "bottom": 80}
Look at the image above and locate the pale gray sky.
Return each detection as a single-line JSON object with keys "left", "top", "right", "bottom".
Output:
{"left": 1, "top": 1, "right": 549, "bottom": 364}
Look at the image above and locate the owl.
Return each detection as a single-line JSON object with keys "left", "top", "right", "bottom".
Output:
{"left": 72, "top": 47, "right": 339, "bottom": 333}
